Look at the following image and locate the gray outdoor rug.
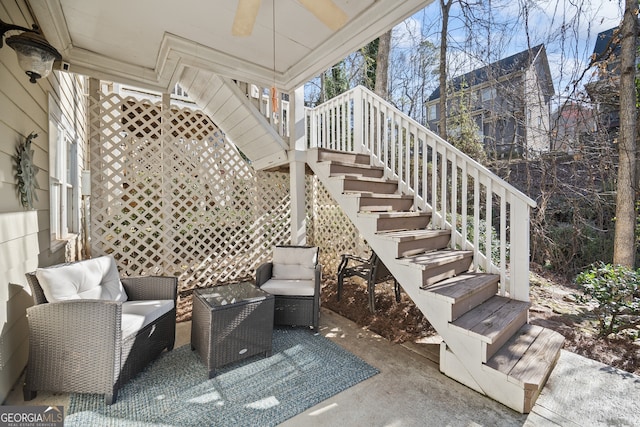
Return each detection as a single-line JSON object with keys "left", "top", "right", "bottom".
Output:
{"left": 66, "top": 327, "right": 378, "bottom": 427}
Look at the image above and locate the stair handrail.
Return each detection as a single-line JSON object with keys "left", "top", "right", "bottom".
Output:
{"left": 233, "top": 81, "right": 290, "bottom": 138}
{"left": 307, "top": 85, "right": 536, "bottom": 301}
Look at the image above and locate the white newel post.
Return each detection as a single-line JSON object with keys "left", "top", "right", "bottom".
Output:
{"left": 289, "top": 86, "right": 307, "bottom": 245}
{"left": 510, "top": 197, "right": 531, "bottom": 301}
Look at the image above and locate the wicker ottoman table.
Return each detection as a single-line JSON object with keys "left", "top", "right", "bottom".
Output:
{"left": 191, "top": 282, "right": 275, "bottom": 378}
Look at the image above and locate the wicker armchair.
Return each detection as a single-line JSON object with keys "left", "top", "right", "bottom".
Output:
{"left": 23, "top": 257, "right": 177, "bottom": 405}
{"left": 337, "top": 251, "right": 400, "bottom": 312}
{"left": 256, "top": 246, "right": 321, "bottom": 330}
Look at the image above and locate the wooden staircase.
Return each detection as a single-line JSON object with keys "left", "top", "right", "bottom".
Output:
{"left": 307, "top": 147, "right": 564, "bottom": 414}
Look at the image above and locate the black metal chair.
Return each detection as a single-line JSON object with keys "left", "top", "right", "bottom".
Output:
{"left": 337, "top": 251, "right": 400, "bottom": 313}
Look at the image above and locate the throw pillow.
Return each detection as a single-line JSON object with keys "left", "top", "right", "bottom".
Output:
{"left": 35, "top": 256, "right": 128, "bottom": 303}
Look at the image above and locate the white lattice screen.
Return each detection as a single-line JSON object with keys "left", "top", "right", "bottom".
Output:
{"left": 88, "top": 90, "right": 368, "bottom": 292}
{"left": 306, "top": 176, "right": 370, "bottom": 273}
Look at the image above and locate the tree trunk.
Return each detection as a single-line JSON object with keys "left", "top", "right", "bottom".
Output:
{"left": 374, "top": 30, "right": 392, "bottom": 99}
{"left": 613, "top": 0, "right": 638, "bottom": 268}
{"left": 439, "top": 0, "right": 453, "bottom": 139}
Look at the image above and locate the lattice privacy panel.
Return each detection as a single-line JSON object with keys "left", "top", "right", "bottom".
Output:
{"left": 306, "top": 176, "right": 369, "bottom": 274}
{"left": 89, "top": 92, "right": 292, "bottom": 291}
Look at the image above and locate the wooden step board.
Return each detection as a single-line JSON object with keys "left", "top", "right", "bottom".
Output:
{"left": 377, "top": 229, "right": 451, "bottom": 258}
{"left": 317, "top": 148, "right": 370, "bottom": 165}
{"left": 486, "top": 324, "right": 565, "bottom": 413}
{"left": 399, "top": 249, "right": 473, "bottom": 286}
{"left": 451, "top": 295, "right": 529, "bottom": 362}
{"left": 359, "top": 211, "right": 432, "bottom": 232}
{"left": 356, "top": 193, "right": 414, "bottom": 212}
{"left": 339, "top": 176, "right": 399, "bottom": 194}
{"left": 425, "top": 273, "right": 499, "bottom": 321}
{"left": 326, "top": 161, "right": 384, "bottom": 178}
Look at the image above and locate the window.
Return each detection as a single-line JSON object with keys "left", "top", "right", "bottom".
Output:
{"left": 49, "top": 96, "right": 79, "bottom": 242}
{"left": 428, "top": 104, "right": 437, "bottom": 121}
{"left": 172, "top": 83, "right": 189, "bottom": 99}
{"left": 481, "top": 87, "right": 496, "bottom": 102}
{"left": 474, "top": 115, "right": 484, "bottom": 140}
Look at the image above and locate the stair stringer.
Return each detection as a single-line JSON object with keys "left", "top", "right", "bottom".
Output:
{"left": 178, "top": 67, "right": 289, "bottom": 170}
{"left": 307, "top": 150, "right": 488, "bottom": 360}
{"left": 306, "top": 148, "right": 542, "bottom": 413}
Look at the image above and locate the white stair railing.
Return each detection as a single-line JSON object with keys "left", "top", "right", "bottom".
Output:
{"left": 234, "top": 81, "right": 289, "bottom": 139}
{"left": 307, "top": 86, "right": 536, "bottom": 301}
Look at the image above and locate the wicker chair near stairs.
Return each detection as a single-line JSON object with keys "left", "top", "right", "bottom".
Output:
{"left": 256, "top": 245, "right": 322, "bottom": 330}
{"left": 337, "top": 251, "right": 400, "bottom": 313}
{"left": 23, "top": 256, "right": 177, "bottom": 405}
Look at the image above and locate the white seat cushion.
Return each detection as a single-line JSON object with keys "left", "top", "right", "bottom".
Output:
{"left": 271, "top": 246, "right": 318, "bottom": 280}
{"left": 260, "top": 279, "right": 315, "bottom": 297}
{"left": 35, "top": 255, "right": 128, "bottom": 303}
{"left": 121, "top": 299, "right": 174, "bottom": 339}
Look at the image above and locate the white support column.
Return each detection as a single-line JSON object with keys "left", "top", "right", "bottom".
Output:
{"left": 86, "top": 77, "right": 102, "bottom": 259}
{"left": 290, "top": 158, "right": 306, "bottom": 245}
{"left": 291, "top": 86, "right": 306, "bottom": 151}
{"left": 289, "top": 86, "right": 307, "bottom": 245}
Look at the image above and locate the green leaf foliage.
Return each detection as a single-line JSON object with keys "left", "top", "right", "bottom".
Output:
{"left": 575, "top": 262, "right": 640, "bottom": 338}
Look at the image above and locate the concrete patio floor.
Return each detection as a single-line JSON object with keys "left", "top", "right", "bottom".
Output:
{"left": 5, "top": 308, "right": 640, "bottom": 426}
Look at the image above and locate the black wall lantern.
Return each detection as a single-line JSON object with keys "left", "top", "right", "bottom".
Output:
{"left": 0, "top": 18, "right": 62, "bottom": 83}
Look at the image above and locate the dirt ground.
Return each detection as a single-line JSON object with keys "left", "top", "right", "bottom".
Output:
{"left": 176, "top": 264, "right": 640, "bottom": 375}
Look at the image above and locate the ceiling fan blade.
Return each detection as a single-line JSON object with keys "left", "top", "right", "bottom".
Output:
{"left": 232, "top": 0, "right": 261, "bottom": 36}
{"left": 298, "top": 0, "right": 348, "bottom": 31}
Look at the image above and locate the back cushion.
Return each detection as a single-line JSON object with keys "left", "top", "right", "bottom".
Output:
{"left": 272, "top": 246, "right": 318, "bottom": 280}
{"left": 35, "top": 256, "right": 128, "bottom": 303}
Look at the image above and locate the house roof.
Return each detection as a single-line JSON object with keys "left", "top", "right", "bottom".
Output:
{"left": 592, "top": 27, "right": 621, "bottom": 63}
{"left": 428, "top": 44, "right": 546, "bottom": 101}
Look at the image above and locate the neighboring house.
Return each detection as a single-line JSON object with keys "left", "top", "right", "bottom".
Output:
{"left": 550, "top": 101, "right": 597, "bottom": 153}
{"left": 426, "top": 45, "right": 554, "bottom": 159}
{"left": 585, "top": 27, "right": 623, "bottom": 138}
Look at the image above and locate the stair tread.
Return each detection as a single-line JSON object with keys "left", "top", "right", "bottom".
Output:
{"left": 336, "top": 175, "right": 398, "bottom": 184}
{"left": 486, "top": 324, "right": 565, "bottom": 389}
{"left": 325, "top": 160, "right": 383, "bottom": 170}
{"left": 425, "top": 273, "right": 500, "bottom": 301}
{"left": 451, "top": 295, "right": 530, "bottom": 343}
{"left": 399, "top": 249, "right": 473, "bottom": 269}
{"left": 377, "top": 229, "right": 450, "bottom": 242}
{"left": 359, "top": 211, "right": 431, "bottom": 219}
{"left": 317, "top": 148, "right": 370, "bottom": 165}
{"left": 346, "top": 193, "right": 412, "bottom": 199}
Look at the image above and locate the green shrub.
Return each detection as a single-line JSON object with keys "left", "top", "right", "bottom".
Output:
{"left": 574, "top": 262, "right": 640, "bottom": 338}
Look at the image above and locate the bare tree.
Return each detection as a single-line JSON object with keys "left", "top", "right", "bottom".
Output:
{"left": 613, "top": 0, "right": 638, "bottom": 268}
{"left": 375, "top": 30, "right": 392, "bottom": 98}
{"left": 438, "top": 0, "right": 453, "bottom": 138}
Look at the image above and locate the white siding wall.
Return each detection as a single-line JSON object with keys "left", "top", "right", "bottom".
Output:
{"left": 0, "top": 0, "right": 87, "bottom": 402}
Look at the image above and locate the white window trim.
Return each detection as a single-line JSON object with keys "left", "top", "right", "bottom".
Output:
{"left": 49, "top": 95, "right": 80, "bottom": 248}
{"left": 481, "top": 87, "right": 496, "bottom": 102}
{"left": 428, "top": 104, "right": 437, "bottom": 121}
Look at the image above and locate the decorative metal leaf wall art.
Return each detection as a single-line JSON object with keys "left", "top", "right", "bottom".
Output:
{"left": 15, "top": 132, "right": 39, "bottom": 209}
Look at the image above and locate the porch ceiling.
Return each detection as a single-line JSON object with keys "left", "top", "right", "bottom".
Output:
{"left": 30, "top": 0, "right": 433, "bottom": 92}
